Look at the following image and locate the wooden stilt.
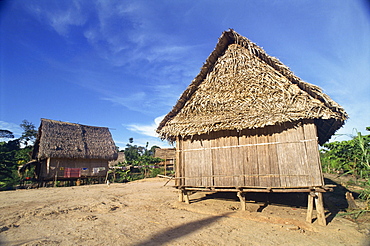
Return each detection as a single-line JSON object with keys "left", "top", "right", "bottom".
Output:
{"left": 178, "top": 190, "right": 184, "bottom": 202}
{"left": 306, "top": 192, "right": 315, "bottom": 223}
{"left": 306, "top": 191, "right": 326, "bottom": 226}
{"left": 163, "top": 153, "right": 167, "bottom": 176}
{"left": 315, "top": 192, "right": 326, "bottom": 226}
{"left": 184, "top": 190, "right": 190, "bottom": 204}
{"left": 237, "top": 191, "right": 246, "bottom": 211}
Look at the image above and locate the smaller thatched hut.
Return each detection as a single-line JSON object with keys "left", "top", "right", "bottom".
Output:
{"left": 31, "top": 119, "right": 118, "bottom": 184}
{"left": 154, "top": 148, "right": 176, "bottom": 175}
{"left": 109, "top": 152, "right": 126, "bottom": 167}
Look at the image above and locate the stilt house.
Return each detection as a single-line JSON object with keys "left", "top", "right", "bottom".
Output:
{"left": 109, "top": 152, "right": 126, "bottom": 167}
{"left": 154, "top": 148, "right": 176, "bottom": 175}
{"left": 156, "top": 30, "right": 348, "bottom": 224}
{"left": 31, "top": 119, "right": 118, "bottom": 182}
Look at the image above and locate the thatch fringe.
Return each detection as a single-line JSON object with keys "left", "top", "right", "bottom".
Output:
{"left": 157, "top": 29, "right": 347, "bottom": 145}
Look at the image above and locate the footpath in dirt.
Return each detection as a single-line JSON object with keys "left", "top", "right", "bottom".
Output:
{"left": 0, "top": 177, "right": 369, "bottom": 246}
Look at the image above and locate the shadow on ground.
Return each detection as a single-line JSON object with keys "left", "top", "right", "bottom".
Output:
{"left": 134, "top": 212, "right": 232, "bottom": 246}
{"left": 186, "top": 176, "right": 355, "bottom": 225}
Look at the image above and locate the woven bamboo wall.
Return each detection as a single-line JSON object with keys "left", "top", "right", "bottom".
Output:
{"left": 155, "top": 148, "right": 176, "bottom": 165}
{"left": 176, "top": 120, "right": 323, "bottom": 188}
{"left": 39, "top": 158, "right": 109, "bottom": 180}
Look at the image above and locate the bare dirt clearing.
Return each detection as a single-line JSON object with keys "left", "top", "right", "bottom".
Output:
{"left": 0, "top": 178, "right": 369, "bottom": 246}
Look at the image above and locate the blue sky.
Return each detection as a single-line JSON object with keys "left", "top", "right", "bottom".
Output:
{"left": 1, "top": 0, "right": 369, "bottom": 150}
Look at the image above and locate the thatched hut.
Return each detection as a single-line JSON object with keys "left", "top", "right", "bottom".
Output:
{"left": 156, "top": 29, "right": 347, "bottom": 225}
{"left": 154, "top": 148, "right": 176, "bottom": 175}
{"left": 109, "top": 152, "right": 126, "bottom": 167}
{"left": 31, "top": 119, "right": 118, "bottom": 184}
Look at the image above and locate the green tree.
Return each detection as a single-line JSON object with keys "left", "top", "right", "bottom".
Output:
{"left": 0, "top": 120, "right": 36, "bottom": 189}
{"left": 19, "top": 120, "right": 37, "bottom": 146}
{"left": 121, "top": 138, "right": 163, "bottom": 179}
{"left": 124, "top": 140, "right": 141, "bottom": 164}
{"left": 0, "top": 139, "right": 21, "bottom": 188}
{"left": 320, "top": 126, "right": 370, "bottom": 178}
{"left": 0, "top": 130, "right": 14, "bottom": 139}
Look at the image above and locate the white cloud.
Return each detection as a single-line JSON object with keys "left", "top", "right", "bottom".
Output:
{"left": 26, "top": 1, "right": 88, "bottom": 36}
{"left": 154, "top": 115, "right": 164, "bottom": 126}
{"left": 101, "top": 92, "right": 151, "bottom": 113}
{"left": 115, "top": 136, "right": 172, "bottom": 151}
{"left": 125, "top": 115, "right": 165, "bottom": 138}
{"left": 126, "top": 124, "right": 158, "bottom": 138}
{"left": 47, "top": 10, "right": 86, "bottom": 36}
{"left": 0, "top": 121, "right": 23, "bottom": 138}
{"left": 332, "top": 101, "right": 370, "bottom": 142}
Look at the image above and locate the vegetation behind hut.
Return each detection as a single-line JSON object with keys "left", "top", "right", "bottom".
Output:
{"left": 0, "top": 120, "right": 37, "bottom": 189}
{"left": 109, "top": 139, "right": 164, "bottom": 182}
{"left": 321, "top": 126, "right": 370, "bottom": 178}
{"left": 321, "top": 126, "right": 370, "bottom": 211}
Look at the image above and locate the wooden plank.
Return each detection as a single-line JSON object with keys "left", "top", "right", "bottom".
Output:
{"left": 201, "top": 136, "right": 213, "bottom": 187}
{"left": 276, "top": 122, "right": 308, "bottom": 187}
{"left": 181, "top": 139, "right": 186, "bottom": 186}
{"left": 276, "top": 125, "right": 289, "bottom": 187}
{"left": 302, "top": 122, "right": 324, "bottom": 186}
{"left": 175, "top": 137, "right": 181, "bottom": 186}
{"left": 240, "top": 129, "right": 258, "bottom": 186}
{"left": 187, "top": 137, "right": 197, "bottom": 186}
{"left": 183, "top": 135, "right": 213, "bottom": 187}
{"left": 184, "top": 139, "right": 197, "bottom": 186}
{"left": 255, "top": 127, "right": 271, "bottom": 187}
{"left": 283, "top": 125, "right": 301, "bottom": 187}
{"left": 296, "top": 124, "right": 311, "bottom": 186}
{"left": 184, "top": 139, "right": 193, "bottom": 186}
{"left": 231, "top": 131, "right": 244, "bottom": 187}
{"left": 212, "top": 131, "right": 225, "bottom": 186}
{"left": 221, "top": 132, "right": 232, "bottom": 186}
{"left": 197, "top": 137, "right": 206, "bottom": 187}
{"left": 182, "top": 139, "right": 189, "bottom": 186}
{"left": 217, "top": 131, "right": 238, "bottom": 187}
{"left": 292, "top": 123, "right": 310, "bottom": 187}
{"left": 267, "top": 126, "right": 280, "bottom": 187}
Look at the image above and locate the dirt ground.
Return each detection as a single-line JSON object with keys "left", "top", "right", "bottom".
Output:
{"left": 0, "top": 177, "right": 369, "bottom": 246}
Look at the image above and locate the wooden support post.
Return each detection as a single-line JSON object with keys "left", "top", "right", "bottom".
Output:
{"left": 306, "top": 192, "right": 315, "bottom": 223}
{"left": 306, "top": 192, "right": 326, "bottom": 226}
{"left": 315, "top": 192, "right": 326, "bottom": 226}
{"left": 178, "top": 189, "right": 184, "bottom": 202}
{"left": 184, "top": 190, "right": 190, "bottom": 204}
{"left": 237, "top": 191, "right": 246, "bottom": 211}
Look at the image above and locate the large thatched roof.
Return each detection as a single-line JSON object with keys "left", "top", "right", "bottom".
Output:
{"left": 157, "top": 29, "right": 348, "bottom": 145}
{"left": 33, "top": 119, "right": 118, "bottom": 160}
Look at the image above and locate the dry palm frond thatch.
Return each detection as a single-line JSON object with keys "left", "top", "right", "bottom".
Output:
{"left": 33, "top": 119, "right": 118, "bottom": 160}
{"left": 157, "top": 29, "right": 347, "bottom": 145}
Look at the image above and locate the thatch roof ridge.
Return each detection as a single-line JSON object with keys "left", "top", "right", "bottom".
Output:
{"left": 157, "top": 29, "right": 347, "bottom": 144}
{"left": 40, "top": 118, "right": 110, "bottom": 129}
{"left": 33, "top": 118, "right": 118, "bottom": 160}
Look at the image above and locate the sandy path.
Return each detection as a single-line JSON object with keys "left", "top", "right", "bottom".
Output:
{"left": 0, "top": 178, "right": 368, "bottom": 245}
